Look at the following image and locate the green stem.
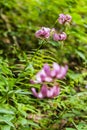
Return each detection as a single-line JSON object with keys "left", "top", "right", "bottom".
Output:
{"left": 71, "top": 120, "right": 79, "bottom": 130}
{"left": 51, "top": 19, "right": 58, "bottom": 28}
{"left": 16, "top": 39, "right": 46, "bottom": 82}
{"left": 30, "top": 39, "right": 45, "bottom": 62}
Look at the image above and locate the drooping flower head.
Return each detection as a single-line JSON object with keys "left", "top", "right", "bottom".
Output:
{"left": 53, "top": 32, "right": 67, "bottom": 41}
{"left": 58, "top": 14, "right": 66, "bottom": 24}
{"left": 31, "top": 84, "right": 60, "bottom": 99}
{"left": 58, "top": 14, "right": 72, "bottom": 24}
{"left": 30, "top": 63, "right": 68, "bottom": 84}
{"left": 35, "top": 27, "right": 51, "bottom": 39}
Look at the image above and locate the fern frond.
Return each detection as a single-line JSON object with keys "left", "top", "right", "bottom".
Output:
{"left": 28, "top": 49, "right": 57, "bottom": 70}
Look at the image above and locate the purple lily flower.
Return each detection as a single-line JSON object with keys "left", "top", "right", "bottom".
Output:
{"left": 31, "top": 84, "right": 60, "bottom": 99}
{"left": 58, "top": 32, "right": 67, "bottom": 41}
{"left": 53, "top": 32, "right": 67, "bottom": 41}
{"left": 35, "top": 27, "right": 51, "bottom": 39}
{"left": 58, "top": 14, "right": 66, "bottom": 24}
{"left": 58, "top": 14, "right": 72, "bottom": 24}
{"left": 30, "top": 63, "right": 68, "bottom": 84}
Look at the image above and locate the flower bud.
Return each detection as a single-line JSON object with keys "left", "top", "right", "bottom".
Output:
{"left": 35, "top": 27, "right": 50, "bottom": 39}
{"left": 58, "top": 14, "right": 72, "bottom": 24}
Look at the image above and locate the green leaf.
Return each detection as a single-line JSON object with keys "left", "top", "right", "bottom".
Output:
{"left": 1, "top": 125, "right": 11, "bottom": 130}
{"left": 0, "top": 115, "right": 14, "bottom": 127}
{"left": 66, "top": 128, "right": 76, "bottom": 130}
{"left": 48, "top": 41, "right": 60, "bottom": 47}
{"left": 0, "top": 108, "right": 14, "bottom": 115}
{"left": 27, "top": 120, "right": 40, "bottom": 128}
{"left": 75, "top": 50, "right": 86, "bottom": 60}
{"left": 18, "top": 117, "right": 28, "bottom": 125}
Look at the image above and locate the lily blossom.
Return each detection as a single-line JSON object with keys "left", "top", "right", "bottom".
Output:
{"left": 35, "top": 27, "right": 51, "bottom": 39}
{"left": 58, "top": 14, "right": 66, "bottom": 24}
{"left": 30, "top": 63, "right": 68, "bottom": 84}
{"left": 53, "top": 32, "right": 67, "bottom": 41}
{"left": 31, "top": 84, "right": 60, "bottom": 99}
{"left": 58, "top": 14, "right": 72, "bottom": 24}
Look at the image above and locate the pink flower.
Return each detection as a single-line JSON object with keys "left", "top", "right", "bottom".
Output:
{"left": 58, "top": 14, "right": 66, "bottom": 24}
{"left": 58, "top": 14, "right": 72, "bottom": 24}
{"left": 35, "top": 27, "right": 51, "bottom": 39}
{"left": 53, "top": 32, "right": 67, "bottom": 41}
{"left": 30, "top": 63, "right": 68, "bottom": 84}
{"left": 58, "top": 32, "right": 67, "bottom": 41}
{"left": 31, "top": 84, "right": 60, "bottom": 99}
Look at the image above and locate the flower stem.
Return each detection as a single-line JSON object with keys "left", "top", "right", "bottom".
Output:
{"left": 30, "top": 39, "right": 45, "bottom": 62}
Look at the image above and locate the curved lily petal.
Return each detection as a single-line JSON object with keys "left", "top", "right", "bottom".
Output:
{"left": 51, "top": 63, "right": 60, "bottom": 77}
{"left": 52, "top": 86, "right": 60, "bottom": 97}
{"left": 47, "top": 88, "right": 54, "bottom": 98}
{"left": 35, "top": 69, "right": 46, "bottom": 83}
{"left": 41, "top": 84, "right": 48, "bottom": 97}
{"left": 31, "top": 88, "right": 39, "bottom": 98}
{"left": 47, "top": 85, "right": 60, "bottom": 98}
{"left": 56, "top": 65, "right": 68, "bottom": 79}
{"left": 43, "top": 63, "right": 51, "bottom": 76}
{"left": 31, "top": 88, "right": 44, "bottom": 99}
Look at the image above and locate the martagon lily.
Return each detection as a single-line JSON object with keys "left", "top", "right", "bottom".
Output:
{"left": 31, "top": 84, "right": 60, "bottom": 99}
{"left": 30, "top": 63, "right": 68, "bottom": 84}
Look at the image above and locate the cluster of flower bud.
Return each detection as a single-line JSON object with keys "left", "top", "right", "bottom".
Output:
{"left": 35, "top": 14, "right": 72, "bottom": 41}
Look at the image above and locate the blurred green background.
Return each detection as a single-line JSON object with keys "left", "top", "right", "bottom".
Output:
{"left": 0, "top": 0, "right": 87, "bottom": 130}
